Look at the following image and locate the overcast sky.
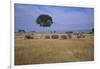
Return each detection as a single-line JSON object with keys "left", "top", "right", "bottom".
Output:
{"left": 15, "top": 3, "right": 94, "bottom": 32}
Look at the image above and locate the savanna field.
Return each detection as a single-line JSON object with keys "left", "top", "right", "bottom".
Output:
{"left": 15, "top": 33, "right": 94, "bottom": 65}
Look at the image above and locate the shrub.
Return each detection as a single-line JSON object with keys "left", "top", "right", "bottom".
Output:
{"left": 24, "top": 35, "right": 33, "bottom": 39}
{"left": 77, "top": 34, "right": 85, "bottom": 38}
{"left": 77, "top": 35, "right": 81, "bottom": 38}
{"left": 45, "top": 35, "right": 50, "bottom": 39}
{"left": 31, "top": 33, "right": 34, "bottom": 35}
{"left": 67, "top": 34, "right": 72, "bottom": 39}
{"left": 61, "top": 35, "right": 67, "bottom": 39}
{"left": 51, "top": 35, "right": 59, "bottom": 39}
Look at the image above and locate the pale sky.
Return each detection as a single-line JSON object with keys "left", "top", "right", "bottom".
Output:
{"left": 15, "top": 3, "right": 94, "bottom": 32}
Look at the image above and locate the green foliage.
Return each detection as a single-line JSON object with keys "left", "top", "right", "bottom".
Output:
{"left": 36, "top": 14, "right": 53, "bottom": 27}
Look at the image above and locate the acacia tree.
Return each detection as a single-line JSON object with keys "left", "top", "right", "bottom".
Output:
{"left": 36, "top": 14, "right": 53, "bottom": 32}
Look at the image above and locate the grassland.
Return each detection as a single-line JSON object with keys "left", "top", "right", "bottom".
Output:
{"left": 15, "top": 34, "right": 94, "bottom": 65}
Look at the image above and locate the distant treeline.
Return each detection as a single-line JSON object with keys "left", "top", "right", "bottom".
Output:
{"left": 15, "top": 28, "right": 94, "bottom": 33}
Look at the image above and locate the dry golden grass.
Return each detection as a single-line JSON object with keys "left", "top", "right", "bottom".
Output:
{"left": 15, "top": 36, "right": 94, "bottom": 65}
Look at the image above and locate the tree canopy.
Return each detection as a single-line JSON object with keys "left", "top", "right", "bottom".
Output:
{"left": 36, "top": 14, "right": 53, "bottom": 27}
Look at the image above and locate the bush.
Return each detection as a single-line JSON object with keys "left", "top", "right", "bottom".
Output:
{"left": 45, "top": 35, "right": 50, "bottom": 39}
{"left": 67, "top": 34, "right": 72, "bottom": 39}
{"left": 24, "top": 35, "right": 33, "bottom": 39}
{"left": 61, "top": 35, "right": 67, "bottom": 39}
{"left": 77, "top": 35, "right": 81, "bottom": 38}
{"left": 31, "top": 33, "right": 34, "bottom": 35}
{"left": 51, "top": 35, "right": 59, "bottom": 39}
{"left": 77, "top": 34, "right": 85, "bottom": 38}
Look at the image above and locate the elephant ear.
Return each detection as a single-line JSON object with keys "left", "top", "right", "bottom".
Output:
{"left": 36, "top": 14, "right": 53, "bottom": 27}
